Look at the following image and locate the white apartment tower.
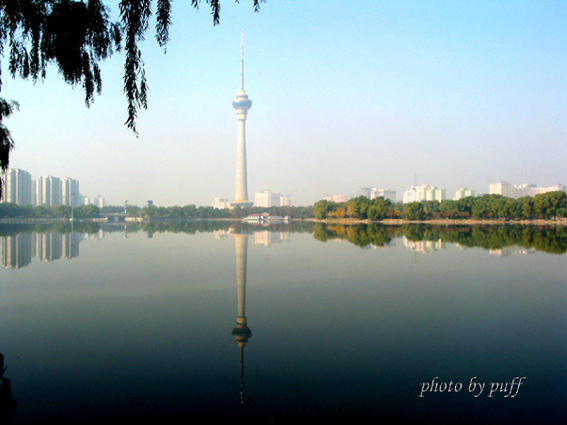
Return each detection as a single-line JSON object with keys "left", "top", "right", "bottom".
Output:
{"left": 62, "top": 178, "right": 80, "bottom": 207}
{"left": 403, "top": 184, "right": 446, "bottom": 203}
{"left": 36, "top": 176, "right": 62, "bottom": 206}
{"left": 454, "top": 188, "right": 477, "bottom": 200}
{"left": 2, "top": 168, "right": 32, "bottom": 205}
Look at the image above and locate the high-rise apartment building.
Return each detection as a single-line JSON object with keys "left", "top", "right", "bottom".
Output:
{"left": 454, "top": 188, "right": 477, "bottom": 200}
{"left": 36, "top": 176, "right": 62, "bottom": 207}
{"left": 62, "top": 178, "right": 81, "bottom": 206}
{"left": 2, "top": 168, "right": 32, "bottom": 205}
{"left": 403, "top": 184, "right": 446, "bottom": 203}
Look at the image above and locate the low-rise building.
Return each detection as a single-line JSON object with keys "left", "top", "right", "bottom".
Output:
{"left": 489, "top": 181, "right": 565, "bottom": 199}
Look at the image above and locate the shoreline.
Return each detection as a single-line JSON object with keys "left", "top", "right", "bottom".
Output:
{"left": 304, "top": 218, "right": 567, "bottom": 226}
{"left": 1, "top": 217, "right": 566, "bottom": 226}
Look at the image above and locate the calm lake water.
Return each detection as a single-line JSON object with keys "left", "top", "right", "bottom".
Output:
{"left": 1, "top": 222, "right": 566, "bottom": 424}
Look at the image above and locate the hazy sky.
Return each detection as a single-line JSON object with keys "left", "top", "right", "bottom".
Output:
{"left": 3, "top": 0, "right": 566, "bottom": 207}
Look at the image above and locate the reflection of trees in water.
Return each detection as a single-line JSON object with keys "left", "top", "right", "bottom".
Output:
{"left": 0, "top": 222, "right": 101, "bottom": 237}
{"left": 139, "top": 221, "right": 316, "bottom": 236}
{"left": 313, "top": 223, "right": 567, "bottom": 254}
{"left": 0, "top": 221, "right": 317, "bottom": 238}
{"left": 0, "top": 353, "right": 16, "bottom": 424}
{"left": 313, "top": 224, "right": 395, "bottom": 247}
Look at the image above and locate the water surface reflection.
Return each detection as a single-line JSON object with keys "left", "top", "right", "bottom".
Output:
{"left": 0, "top": 223, "right": 565, "bottom": 424}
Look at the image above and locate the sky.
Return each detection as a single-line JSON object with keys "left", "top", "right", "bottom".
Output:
{"left": 3, "top": 0, "right": 566, "bottom": 207}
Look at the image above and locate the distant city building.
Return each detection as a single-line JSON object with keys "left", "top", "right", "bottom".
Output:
{"left": 403, "top": 184, "right": 446, "bottom": 203}
{"left": 454, "top": 188, "right": 477, "bottom": 200}
{"left": 489, "top": 181, "right": 566, "bottom": 199}
{"left": 371, "top": 188, "right": 396, "bottom": 202}
{"left": 2, "top": 169, "right": 91, "bottom": 207}
{"left": 425, "top": 186, "right": 446, "bottom": 202}
{"left": 359, "top": 187, "right": 396, "bottom": 202}
{"left": 402, "top": 187, "right": 418, "bottom": 204}
{"left": 254, "top": 190, "right": 291, "bottom": 208}
{"left": 62, "top": 178, "right": 81, "bottom": 207}
{"left": 212, "top": 197, "right": 230, "bottom": 209}
{"left": 323, "top": 194, "right": 350, "bottom": 203}
{"left": 36, "top": 175, "right": 62, "bottom": 206}
{"left": 1, "top": 168, "right": 32, "bottom": 205}
{"left": 85, "top": 195, "right": 105, "bottom": 208}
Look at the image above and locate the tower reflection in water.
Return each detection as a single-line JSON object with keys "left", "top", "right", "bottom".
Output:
{"left": 230, "top": 232, "right": 252, "bottom": 406}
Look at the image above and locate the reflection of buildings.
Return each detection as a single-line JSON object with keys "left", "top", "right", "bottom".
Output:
{"left": 1, "top": 233, "right": 32, "bottom": 268}
{"left": 213, "top": 229, "right": 230, "bottom": 240}
{"left": 489, "top": 247, "right": 537, "bottom": 257}
{"left": 231, "top": 233, "right": 252, "bottom": 405}
{"left": 1, "top": 232, "right": 83, "bottom": 268}
{"left": 254, "top": 230, "right": 291, "bottom": 247}
{"left": 62, "top": 233, "right": 81, "bottom": 259}
{"left": 403, "top": 236, "right": 445, "bottom": 253}
{"left": 36, "top": 232, "right": 62, "bottom": 261}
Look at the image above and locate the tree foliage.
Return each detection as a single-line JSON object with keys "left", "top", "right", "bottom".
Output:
{"left": 312, "top": 192, "right": 567, "bottom": 222}
{"left": 0, "top": 0, "right": 265, "bottom": 197}
{"left": 310, "top": 223, "right": 566, "bottom": 254}
{"left": 314, "top": 196, "right": 394, "bottom": 220}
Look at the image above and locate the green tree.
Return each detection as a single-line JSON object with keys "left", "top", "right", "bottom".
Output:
{"left": 53, "top": 204, "right": 72, "bottom": 218}
{"left": 34, "top": 205, "right": 53, "bottom": 217}
{"left": 77, "top": 204, "right": 100, "bottom": 218}
{"left": 313, "top": 199, "right": 332, "bottom": 219}
{"left": 402, "top": 202, "right": 426, "bottom": 220}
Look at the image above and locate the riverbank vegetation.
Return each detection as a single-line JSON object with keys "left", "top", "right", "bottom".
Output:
{"left": 0, "top": 203, "right": 314, "bottom": 220}
{"left": 313, "top": 191, "right": 567, "bottom": 221}
{"left": 0, "top": 203, "right": 100, "bottom": 219}
{"left": 1, "top": 191, "right": 565, "bottom": 223}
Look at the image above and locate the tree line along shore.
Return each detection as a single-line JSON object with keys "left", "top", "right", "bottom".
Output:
{"left": 313, "top": 191, "right": 567, "bottom": 222}
{"left": 0, "top": 191, "right": 566, "bottom": 224}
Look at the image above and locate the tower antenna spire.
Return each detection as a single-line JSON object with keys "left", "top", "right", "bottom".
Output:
{"left": 240, "top": 29, "right": 245, "bottom": 91}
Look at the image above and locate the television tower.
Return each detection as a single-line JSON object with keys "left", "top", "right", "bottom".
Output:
{"left": 230, "top": 31, "right": 254, "bottom": 208}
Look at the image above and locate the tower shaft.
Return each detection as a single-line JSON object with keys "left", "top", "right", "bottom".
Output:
{"left": 234, "top": 120, "right": 249, "bottom": 203}
{"left": 230, "top": 31, "right": 253, "bottom": 209}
